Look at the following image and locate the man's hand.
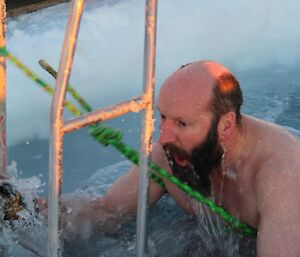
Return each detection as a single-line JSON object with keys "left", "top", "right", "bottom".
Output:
{"left": 59, "top": 195, "right": 123, "bottom": 240}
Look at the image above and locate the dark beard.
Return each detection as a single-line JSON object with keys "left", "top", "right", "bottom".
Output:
{"left": 163, "top": 116, "right": 223, "bottom": 197}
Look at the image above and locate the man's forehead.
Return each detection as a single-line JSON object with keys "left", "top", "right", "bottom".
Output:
{"left": 159, "top": 67, "right": 214, "bottom": 106}
{"left": 157, "top": 82, "right": 211, "bottom": 118}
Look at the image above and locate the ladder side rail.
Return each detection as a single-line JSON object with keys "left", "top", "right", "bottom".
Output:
{"left": 0, "top": 2, "right": 6, "bottom": 255}
{"left": 48, "top": 1, "right": 85, "bottom": 257}
{"left": 136, "top": 0, "right": 157, "bottom": 256}
{"left": 0, "top": 0, "right": 7, "bottom": 176}
{"left": 63, "top": 97, "right": 147, "bottom": 133}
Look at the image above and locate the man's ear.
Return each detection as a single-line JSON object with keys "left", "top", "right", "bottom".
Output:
{"left": 217, "top": 111, "right": 237, "bottom": 142}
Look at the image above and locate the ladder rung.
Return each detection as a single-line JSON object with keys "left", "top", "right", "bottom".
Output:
{"left": 63, "top": 96, "right": 147, "bottom": 133}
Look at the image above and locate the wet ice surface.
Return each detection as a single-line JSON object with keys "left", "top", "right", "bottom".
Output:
{"left": 1, "top": 161, "right": 256, "bottom": 257}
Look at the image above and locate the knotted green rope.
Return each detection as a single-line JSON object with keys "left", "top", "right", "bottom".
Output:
{"left": 0, "top": 46, "right": 257, "bottom": 237}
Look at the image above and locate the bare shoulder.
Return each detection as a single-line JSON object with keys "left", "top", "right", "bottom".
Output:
{"left": 254, "top": 155, "right": 300, "bottom": 256}
{"left": 250, "top": 118, "right": 300, "bottom": 256}
{"left": 255, "top": 143, "right": 300, "bottom": 209}
{"left": 246, "top": 115, "right": 300, "bottom": 174}
{"left": 252, "top": 116, "right": 300, "bottom": 203}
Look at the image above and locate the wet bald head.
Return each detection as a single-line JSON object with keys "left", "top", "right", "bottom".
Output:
{"left": 160, "top": 60, "right": 243, "bottom": 124}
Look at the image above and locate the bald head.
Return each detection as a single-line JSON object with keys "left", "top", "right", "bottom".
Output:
{"left": 163, "top": 60, "right": 233, "bottom": 94}
{"left": 159, "top": 61, "right": 243, "bottom": 124}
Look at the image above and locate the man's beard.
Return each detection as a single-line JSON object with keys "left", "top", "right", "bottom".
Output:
{"left": 163, "top": 116, "right": 224, "bottom": 197}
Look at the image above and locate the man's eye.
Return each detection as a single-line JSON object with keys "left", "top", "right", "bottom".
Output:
{"left": 160, "top": 114, "right": 166, "bottom": 120}
{"left": 176, "top": 120, "right": 186, "bottom": 127}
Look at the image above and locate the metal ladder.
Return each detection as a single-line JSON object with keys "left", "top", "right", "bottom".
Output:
{"left": 48, "top": 0, "right": 157, "bottom": 257}
{"left": 0, "top": 0, "right": 7, "bottom": 176}
{"left": 0, "top": 0, "right": 158, "bottom": 256}
{"left": 0, "top": 2, "right": 7, "bottom": 257}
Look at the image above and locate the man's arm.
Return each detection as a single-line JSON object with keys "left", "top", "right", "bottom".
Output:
{"left": 58, "top": 165, "right": 165, "bottom": 239}
{"left": 38, "top": 143, "right": 167, "bottom": 239}
{"left": 101, "top": 141, "right": 195, "bottom": 215}
{"left": 256, "top": 164, "right": 300, "bottom": 257}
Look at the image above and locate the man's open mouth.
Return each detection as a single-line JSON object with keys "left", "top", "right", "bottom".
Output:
{"left": 163, "top": 144, "right": 191, "bottom": 168}
{"left": 173, "top": 153, "right": 190, "bottom": 167}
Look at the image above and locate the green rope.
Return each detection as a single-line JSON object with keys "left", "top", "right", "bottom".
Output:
{"left": 39, "top": 59, "right": 256, "bottom": 237}
{"left": 38, "top": 59, "right": 255, "bottom": 236}
{"left": 91, "top": 126, "right": 256, "bottom": 236}
{"left": 0, "top": 46, "right": 257, "bottom": 237}
{"left": 38, "top": 59, "right": 93, "bottom": 113}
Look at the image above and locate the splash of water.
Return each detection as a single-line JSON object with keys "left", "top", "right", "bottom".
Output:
{"left": 0, "top": 161, "right": 47, "bottom": 257}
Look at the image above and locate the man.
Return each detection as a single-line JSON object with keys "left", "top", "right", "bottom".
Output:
{"left": 41, "top": 61, "right": 300, "bottom": 256}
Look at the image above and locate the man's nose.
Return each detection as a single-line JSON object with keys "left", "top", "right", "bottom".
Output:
{"left": 158, "top": 120, "right": 176, "bottom": 145}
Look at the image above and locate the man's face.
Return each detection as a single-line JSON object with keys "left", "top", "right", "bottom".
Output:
{"left": 157, "top": 70, "right": 223, "bottom": 196}
{"left": 162, "top": 115, "right": 223, "bottom": 196}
